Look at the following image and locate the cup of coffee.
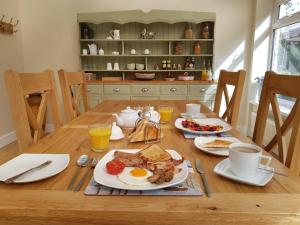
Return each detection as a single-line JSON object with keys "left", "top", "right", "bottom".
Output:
{"left": 186, "top": 103, "right": 201, "bottom": 116}
{"left": 229, "top": 143, "right": 272, "bottom": 178}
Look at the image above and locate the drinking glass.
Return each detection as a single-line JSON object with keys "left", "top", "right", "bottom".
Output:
{"left": 158, "top": 105, "right": 173, "bottom": 123}
{"left": 88, "top": 124, "right": 112, "bottom": 152}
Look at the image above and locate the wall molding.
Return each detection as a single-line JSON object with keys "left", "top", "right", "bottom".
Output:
{"left": 0, "top": 131, "right": 17, "bottom": 149}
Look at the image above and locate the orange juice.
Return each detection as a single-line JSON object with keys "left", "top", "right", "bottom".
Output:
{"left": 88, "top": 124, "right": 111, "bottom": 152}
{"left": 158, "top": 106, "right": 173, "bottom": 123}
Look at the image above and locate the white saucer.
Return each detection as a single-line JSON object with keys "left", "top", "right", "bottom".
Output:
{"left": 110, "top": 133, "right": 125, "bottom": 141}
{"left": 194, "top": 136, "right": 241, "bottom": 156}
{"left": 214, "top": 158, "right": 274, "bottom": 186}
{"left": 180, "top": 112, "right": 206, "bottom": 119}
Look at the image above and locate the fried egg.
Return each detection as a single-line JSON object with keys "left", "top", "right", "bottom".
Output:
{"left": 117, "top": 167, "right": 153, "bottom": 186}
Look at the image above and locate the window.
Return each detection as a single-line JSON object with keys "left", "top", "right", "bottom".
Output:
{"left": 270, "top": 0, "right": 300, "bottom": 106}
{"left": 271, "top": 0, "right": 300, "bottom": 76}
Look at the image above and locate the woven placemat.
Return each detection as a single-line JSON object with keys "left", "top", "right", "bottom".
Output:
{"left": 84, "top": 161, "right": 203, "bottom": 196}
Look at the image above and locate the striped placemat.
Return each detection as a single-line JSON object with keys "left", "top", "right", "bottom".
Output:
{"left": 84, "top": 161, "right": 203, "bottom": 196}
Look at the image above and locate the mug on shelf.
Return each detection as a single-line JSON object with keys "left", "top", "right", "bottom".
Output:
{"left": 82, "top": 49, "right": 88, "bottom": 55}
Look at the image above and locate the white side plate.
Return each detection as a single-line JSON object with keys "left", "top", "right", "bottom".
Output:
{"left": 0, "top": 154, "right": 70, "bottom": 183}
{"left": 194, "top": 137, "right": 241, "bottom": 156}
{"left": 214, "top": 158, "right": 274, "bottom": 186}
{"left": 94, "top": 149, "right": 188, "bottom": 190}
{"left": 175, "top": 118, "right": 232, "bottom": 134}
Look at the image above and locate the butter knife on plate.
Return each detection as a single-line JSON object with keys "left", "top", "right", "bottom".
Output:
{"left": 195, "top": 159, "right": 212, "bottom": 197}
{"left": 4, "top": 160, "right": 52, "bottom": 183}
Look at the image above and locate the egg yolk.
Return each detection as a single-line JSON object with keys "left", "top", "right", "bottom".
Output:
{"left": 130, "top": 168, "right": 147, "bottom": 177}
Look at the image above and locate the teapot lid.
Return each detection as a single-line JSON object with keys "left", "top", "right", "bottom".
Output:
{"left": 121, "top": 106, "right": 136, "bottom": 113}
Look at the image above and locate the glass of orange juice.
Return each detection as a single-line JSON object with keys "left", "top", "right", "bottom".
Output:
{"left": 158, "top": 105, "right": 174, "bottom": 123}
{"left": 88, "top": 124, "right": 112, "bottom": 152}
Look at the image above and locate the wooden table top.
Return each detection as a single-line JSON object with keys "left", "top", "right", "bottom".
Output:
{"left": 0, "top": 100, "right": 299, "bottom": 225}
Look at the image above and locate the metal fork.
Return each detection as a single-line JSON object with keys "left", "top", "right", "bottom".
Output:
{"left": 74, "top": 157, "right": 98, "bottom": 192}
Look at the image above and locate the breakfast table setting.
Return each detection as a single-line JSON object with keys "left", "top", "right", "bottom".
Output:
{"left": 0, "top": 100, "right": 299, "bottom": 225}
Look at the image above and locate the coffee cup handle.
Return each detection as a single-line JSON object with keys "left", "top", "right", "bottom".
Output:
{"left": 259, "top": 155, "right": 272, "bottom": 167}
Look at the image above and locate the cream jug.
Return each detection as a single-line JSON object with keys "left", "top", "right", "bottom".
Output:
{"left": 110, "top": 29, "right": 120, "bottom": 40}
{"left": 88, "top": 43, "right": 97, "bottom": 55}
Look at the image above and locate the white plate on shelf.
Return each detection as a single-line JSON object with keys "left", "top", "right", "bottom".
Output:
{"left": 180, "top": 112, "right": 206, "bottom": 119}
{"left": 93, "top": 149, "right": 188, "bottom": 190}
{"left": 0, "top": 154, "right": 70, "bottom": 183}
{"left": 214, "top": 158, "right": 274, "bottom": 186}
{"left": 194, "top": 136, "right": 241, "bottom": 156}
{"left": 175, "top": 118, "right": 231, "bottom": 135}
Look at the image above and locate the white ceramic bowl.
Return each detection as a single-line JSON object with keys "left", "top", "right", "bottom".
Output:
{"left": 127, "top": 63, "right": 135, "bottom": 70}
{"left": 136, "top": 63, "right": 145, "bottom": 70}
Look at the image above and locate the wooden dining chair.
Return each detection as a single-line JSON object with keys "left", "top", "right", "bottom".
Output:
{"left": 4, "top": 70, "right": 62, "bottom": 151}
{"left": 213, "top": 70, "right": 246, "bottom": 127}
{"left": 253, "top": 71, "right": 300, "bottom": 175}
{"left": 58, "top": 70, "right": 90, "bottom": 122}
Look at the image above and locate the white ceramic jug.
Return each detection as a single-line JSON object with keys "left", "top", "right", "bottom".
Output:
{"left": 88, "top": 43, "right": 97, "bottom": 55}
{"left": 110, "top": 29, "right": 120, "bottom": 40}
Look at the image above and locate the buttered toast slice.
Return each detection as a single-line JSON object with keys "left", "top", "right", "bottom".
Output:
{"left": 202, "top": 139, "right": 233, "bottom": 148}
{"left": 139, "top": 144, "right": 172, "bottom": 162}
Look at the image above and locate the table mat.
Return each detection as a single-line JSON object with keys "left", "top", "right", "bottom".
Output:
{"left": 84, "top": 161, "right": 203, "bottom": 196}
{"left": 183, "top": 131, "right": 232, "bottom": 139}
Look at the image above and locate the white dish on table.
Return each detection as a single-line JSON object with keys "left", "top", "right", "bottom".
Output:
{"left": 0, "top": 154, "right": 70, "bottom": 183}
{"left": 180, "top": 112, "right": 206, "bottom": 119}
{"left": 214, "top": 158, "right": 274, "bottom": 186}
{"left": 194, "top": 136, "right": 241, "bottom": 156}
{"left": 175, "top": 118, "right": 232, "bottom": 135}
{"left": 93, "top": 149, "right": 188, "bottom": 190}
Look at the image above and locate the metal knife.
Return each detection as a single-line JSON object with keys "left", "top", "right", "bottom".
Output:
{"left": 195, "top": 159, "right": 212, "bottom": 197}
{"left": 4, "top": 160, "right": 52, "bottom": 183}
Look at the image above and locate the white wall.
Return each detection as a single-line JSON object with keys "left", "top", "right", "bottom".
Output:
{"left": 0, "top": 0, "right": 24, "bottom": 147}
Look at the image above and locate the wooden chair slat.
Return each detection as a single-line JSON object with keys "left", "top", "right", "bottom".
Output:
{"left": 253, "top": 71, "right": 300, "bottom": 175}
{"left": 213, "top": 70, "right": 246, "bottom": 127}
{"left": 4, "top": 70, "right": 62, "bottom": 151}
{"left": 58, "top": 70, "right": 90, "bottom": 122}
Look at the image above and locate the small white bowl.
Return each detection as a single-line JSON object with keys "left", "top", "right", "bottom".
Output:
{"left": 136, "top": 63, "right": 145, "bottom": 70}
{"left": 127, "top": 63, "right": 135, "bottom": 70}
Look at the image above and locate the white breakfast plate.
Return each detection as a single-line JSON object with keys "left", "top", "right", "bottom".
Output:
{"left": 214, "top": 158, "right": 274, "bottom": 186}
{"left": 175, "top": 118, "right": 232, "bottom": 134}
{"left": 0, "top": 154, "right": 70, "bottom": 183}
{"left": 93, "top": 149, "right": 188, "bottom": 190}
{"left": 194, "top": 137, "right": 241, "bottom": 156}
{"left": 180, "top": 112, "right": 206, "bottom": 119}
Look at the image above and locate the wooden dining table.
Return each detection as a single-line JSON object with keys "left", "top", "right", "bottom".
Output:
{"left": 0, "top": 100, "right": 299, "bottom": 225}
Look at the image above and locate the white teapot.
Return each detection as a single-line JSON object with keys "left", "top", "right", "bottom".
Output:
{"left": 145, "top": 106, "right": 160, "bottom": 123}
{"left": 88, "top": 43, "right": 97, "bottom": 55}
{"left": 112, "top": 107, "right": 141, "bottom": 128}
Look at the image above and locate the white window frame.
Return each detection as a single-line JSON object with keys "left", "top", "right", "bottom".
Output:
{"left": 268, "top": 0, "right": 300, "bottom": 110}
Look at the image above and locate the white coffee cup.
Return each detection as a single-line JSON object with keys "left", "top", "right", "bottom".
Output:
{"left": 144, "top": 49, "right": 150, "bottom": 54}
{"left": 229, "top": 143, "right": 272, "bottom": 178}
{"left": 113, "top": 62, "right": 120, "bottom": 70}
{"left": 82, "top": 49, "right": 88, "bottom": 55}
{"left": 186, "top": 103, "right": 201, "bottom": 116}
{"left": 130, "top": 49, "right": 136, "bottom": 54}
{"left": 106, "top": 62, "right": 112, "bottom": 70}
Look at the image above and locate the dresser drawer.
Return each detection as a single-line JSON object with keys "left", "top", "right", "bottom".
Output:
{"left": 87, "top": 84, "right": 102, "bottom": 95}
{"left": 104, "top": 85, "right": 130, "bottom": 95}
{"left": 189, "top": 85, "right": 217, "bottom": 96}
{"left": 161, "top": 85, "right": 187, "bottom": 95}
{"left": 131, "top": 85, "right": 159, "bottom": 95}
{"left": 103, "top": 95, "right": 131, "bottom": 100}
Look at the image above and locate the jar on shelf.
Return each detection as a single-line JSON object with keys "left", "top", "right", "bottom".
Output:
{"left": 162, "top": 59, "right": 167, "bottom": 70}
{"left": 167, "top": 60, "right": 172, "bottom": 70}
{"left": 174, "top": 42, "right": 183, "bottom": 55}
{"left": 202, "top": 23, "right": 210, "bottom": 39}
{"left": 194, "top": 42, "right": 201, "bottom": 55}
{"left": 185, "top": 24, "right": 193, "bottom": 39}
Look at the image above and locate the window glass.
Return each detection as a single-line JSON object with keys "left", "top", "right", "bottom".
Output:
{"left": 278, "top": 0, "right": 300, "bottom": 19}
{"left": 272, "top": 22, "right": 300, "bottom": 75}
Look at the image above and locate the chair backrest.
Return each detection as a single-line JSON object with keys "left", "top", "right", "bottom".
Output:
{"left": 4, "top": 70, "right": 62, "bottom": 151}
{"left": 253, "top": 71, "right": 300, "bottom": 175}
{"left": 213, "top": 70, "right": 246, "bottom": 127}
{"left": 58, "top": 70, "right": 90, "bottom": 122}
